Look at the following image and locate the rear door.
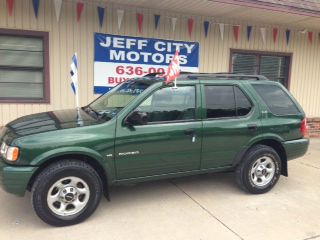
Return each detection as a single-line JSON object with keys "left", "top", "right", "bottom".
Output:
{"left": 115, "top": 84, "right": 202, "bottom": 179}
{"left": 200, "top": 84, "right": 260, "bottom": 169}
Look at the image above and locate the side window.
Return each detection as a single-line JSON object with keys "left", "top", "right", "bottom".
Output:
{"left": 234, "top": 87, "right": 252, "bottom": 116}
{"left": 205, "top": 85, "right": 252, "bottom": 119}
{"left": 252, "top": 84, "right": 300, "bottom": 115}
{"left": 205, "top": 86, "right": 236, "bottom": 118}
{"left": 135, "top": 86, "right": 196, "bottom": 123}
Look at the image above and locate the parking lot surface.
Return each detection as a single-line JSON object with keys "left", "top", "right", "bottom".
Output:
{"left": 0, "top": 139, "right": 319, "bottom": 240}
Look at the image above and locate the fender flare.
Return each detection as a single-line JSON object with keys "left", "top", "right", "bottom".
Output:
{"left": 233, "top": 134, "right": 288, "bottom": 176}
{"left": 29, "top": 146, "right": 114, "bottom": 182}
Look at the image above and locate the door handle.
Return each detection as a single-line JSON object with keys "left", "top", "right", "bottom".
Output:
{"left": 184, "top": 128, "right": 195, "bottom": 136}
{"left": 184, "top": 129, "right": 196, "bottom": 143}
{"left": 247, "top": 124, "right": 258, "bottom": 131}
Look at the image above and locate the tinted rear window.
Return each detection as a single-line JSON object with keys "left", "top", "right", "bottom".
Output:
{"left": 252, "top": 84, "right": 300, "bottom": 115}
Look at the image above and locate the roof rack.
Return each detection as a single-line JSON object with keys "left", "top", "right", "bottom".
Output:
{"left": 143, "top": 72, "right": 269, "bottom": 81}
{"left": 183, "top": 73, "right": 269, "bottom": 81}
{"left": 143, "top": 71, "right": 192, "bottom": 77}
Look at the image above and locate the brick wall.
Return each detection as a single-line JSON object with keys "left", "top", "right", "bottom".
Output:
{"left": 308, "top": 118, "right": 320, "bottom": 138}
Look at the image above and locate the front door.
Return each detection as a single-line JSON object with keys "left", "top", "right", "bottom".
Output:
{"left": 115, "top": 85, "right": 202, "bottom": 180}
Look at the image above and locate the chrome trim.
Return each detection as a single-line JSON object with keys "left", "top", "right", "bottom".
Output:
{"left": 118, "top": 151, "right": 140, "bottom": 156}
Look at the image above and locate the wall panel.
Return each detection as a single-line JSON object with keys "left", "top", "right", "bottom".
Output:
{"left": 0, "top": 0, "right": 319, "bottom": 126}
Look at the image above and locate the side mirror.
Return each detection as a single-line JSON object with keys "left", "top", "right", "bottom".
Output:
{"left": 124, "top": 111, "right": 148, "bottom": 127}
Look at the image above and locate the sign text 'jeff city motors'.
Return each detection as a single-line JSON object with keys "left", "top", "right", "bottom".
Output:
{"left": 94, "top": 33, "right": 200, "bottom": 94}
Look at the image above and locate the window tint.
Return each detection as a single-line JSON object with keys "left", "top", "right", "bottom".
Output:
{"left": 205, "top": 86, "right": 252, "bottom": 119}
{"left": 135, "top": 86, "right": 196, "bottom": 123}
{"left": 234, "top": 87, "right": 252, "bottom": 116}
{"left": 252, "top": 84, "right": 300, "bottom": 115}
{"left": 205, "top": 86, "right": 236, "bottom": 118}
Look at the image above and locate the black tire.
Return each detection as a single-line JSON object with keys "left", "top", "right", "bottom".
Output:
{"left": 31, "top": 160, "right": 103, "bottom": 226}
{"left": 236, "top": 145, "right": 281, "bottom": 194}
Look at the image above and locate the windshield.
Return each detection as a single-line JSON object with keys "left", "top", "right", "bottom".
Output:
{"left": 85, "top": 80, "right": 152, "bottom": 121}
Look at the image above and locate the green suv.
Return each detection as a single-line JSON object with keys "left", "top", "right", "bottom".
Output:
{"left": 0, "top": 73, "right": 309, "bottom": 226}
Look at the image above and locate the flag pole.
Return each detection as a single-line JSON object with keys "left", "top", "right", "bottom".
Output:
{"left": 173, "top": 46, "right": 179, "bottom": 89}
{"left": 74, "top": 53, "right": 83, "bottom": 126}
{"left": 75, "top": 52, "right": 80, "bottom": 110}
{"left": 71, "top": 52, "right": 81, "bottom": 113}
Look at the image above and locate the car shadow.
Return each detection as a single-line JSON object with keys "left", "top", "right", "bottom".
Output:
{"left": 0, "top": 171, "right": 241, "bottom": 229}
{"left": 99, "top": 171, "right": 243, "bottom": 210}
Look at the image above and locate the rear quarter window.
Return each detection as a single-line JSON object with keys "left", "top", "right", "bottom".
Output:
{"left": 252, "top": 84, "right": 300, "bottom": 115}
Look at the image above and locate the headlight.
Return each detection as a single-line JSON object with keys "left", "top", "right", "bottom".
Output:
{"left": 0, "top": 142, "right": 20, "bottom": 162}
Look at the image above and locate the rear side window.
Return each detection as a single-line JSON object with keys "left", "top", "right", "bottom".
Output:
{"left": 252, "top": 84, "right": 300, "bottom": 115}
{"left": 205, "top": 86, "right": 252, "bottom": 119}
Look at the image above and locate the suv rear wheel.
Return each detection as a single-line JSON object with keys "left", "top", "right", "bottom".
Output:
{"left": 31, "top": 160, "right": 102, "bottom": 226}
{"left": 236, "top": 145, "right": 281, "bottom": 194}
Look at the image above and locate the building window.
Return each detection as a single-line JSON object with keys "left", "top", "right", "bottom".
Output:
{"left": 0, "top": 29, "right": 49, "bottom": 103}
{"left": 230, "top": 50, "right": 291, "bottom": 88}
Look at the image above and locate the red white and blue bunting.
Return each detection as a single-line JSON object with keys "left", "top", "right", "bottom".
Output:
{"left": 247, "top": 26, "right": 253, "bottom": 41}
{"left": 4, "top": 0, "right": 319, "bottom": 45}
{"left": 32, "top": 0, "right": 40, "bottom": 18}
{"left": 54, "top": 0, "right": 62, "bottom": 22}
{"left": 76, "top": 2, "right": 84, "bottom": 22}
{"left": 97, "top": 6, "right": 105, "bottom": 28}
{"left": 188, "top": 18, "right": 194, "bottom": 38}
{"left": 171, "top": 17, "right": 177, "bottom": 33}
{"left": 286, "top": 29, "right": 291, "bottom": 45}
{"left": 203, "top": 21, "right": 210, "bottom": 38}
{"left": 117, "top": 9, "right": 124, "bottom": 30}
{"left": 6, "top": 0, "right": 14, "bottom": 16}
{"left": 273, "top": 28, "right": 279, "bottom": 43}
{"left": 260, "top": 27, "right": 266, "bottom": 44}
{"left": 233, "top": 25, "right": 240, "bottom": 42}
{"left": 137, "top": 13, "right": 144, "bottom": 34}
{"left": 154, "top": 14, "right": 161, "bottom": 30}
{"left": 219, "top": 23, "right": 224, "bottom": 40}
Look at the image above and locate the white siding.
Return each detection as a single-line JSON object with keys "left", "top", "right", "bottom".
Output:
{"left": 0, "top": 0, "right": 319, "bottom": 125}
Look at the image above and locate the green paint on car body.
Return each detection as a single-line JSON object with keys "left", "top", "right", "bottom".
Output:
{"left": 0, "top": 75, "right": 309, "bottom": 197}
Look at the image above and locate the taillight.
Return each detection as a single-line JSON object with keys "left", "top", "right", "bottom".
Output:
{"left": 300, "top": 118, "right": 308, "bottom": 138}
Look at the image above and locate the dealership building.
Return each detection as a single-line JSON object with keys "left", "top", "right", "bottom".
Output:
{"left": 0, "top": 0, "right": 320, "bottom": 136}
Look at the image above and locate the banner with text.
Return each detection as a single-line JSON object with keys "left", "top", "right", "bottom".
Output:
{"left": 94, "top": 33, "right": 200, "bottom": 94}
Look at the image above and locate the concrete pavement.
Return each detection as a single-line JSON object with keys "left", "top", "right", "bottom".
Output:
{"left": 0, "top": 139, "right": 319, "bottom": 240}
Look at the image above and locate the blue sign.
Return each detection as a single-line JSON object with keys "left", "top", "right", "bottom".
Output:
{"left": 94, "top": 33, "right": 200, "bottom": 94}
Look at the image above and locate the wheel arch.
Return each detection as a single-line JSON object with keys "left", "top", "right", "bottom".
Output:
{"left": 27, "top": 152, "right": 111, "bottom": 199}
{"left": 234, "top": 138, "right": 288, "bottom": 176}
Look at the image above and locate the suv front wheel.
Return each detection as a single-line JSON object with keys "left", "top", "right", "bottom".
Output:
{"left": 31, "top": 160, "right": 103, "bottom": 226}
{"left": 236, "top": 145, "right": 281, "bottom": 194}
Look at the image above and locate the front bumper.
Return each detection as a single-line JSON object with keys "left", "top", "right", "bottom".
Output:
{"left": 283, "top": 138, "right": 310, "bottom": 161}
{"left": 0, "top": 158, "right": 38, "bottom": 196}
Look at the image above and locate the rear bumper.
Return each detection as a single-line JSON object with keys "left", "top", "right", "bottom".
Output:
{"left": 0, "top": 158, "right": 38, "bottom": 196}
{"left": 283, "top": 138, "right": 309, "bottom": 161}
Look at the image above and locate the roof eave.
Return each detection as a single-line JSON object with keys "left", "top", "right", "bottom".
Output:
{"left": 208, "top": 0, "right": 320, "bottom": 18}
